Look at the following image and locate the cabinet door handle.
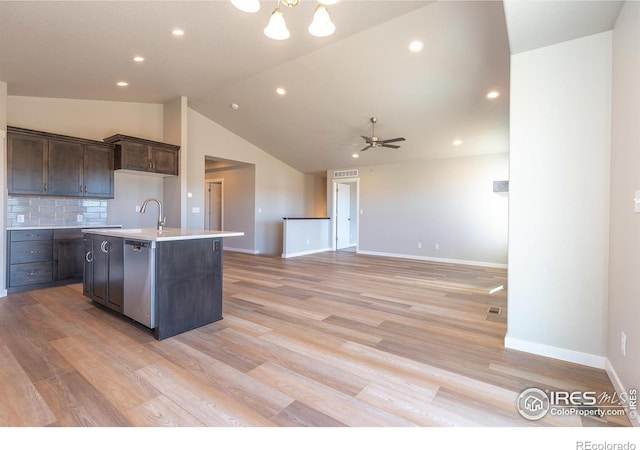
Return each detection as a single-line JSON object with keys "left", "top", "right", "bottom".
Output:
{"left": 28, "top": 271, "right": 40, "bottom": 276}
{"left": 84, "top": 186, "right": 88, "bottom": 193}
{"left": 27, "top": 233, "right": 40, "bottom": 238}
{"left": 85, "top": 251, "right": 93, "bottom": 263}
{"left": 28, "top": 250, "right": 40, "bottom": 254}
{"left": 44, "top": 182, "right": 47, "bottom": 192}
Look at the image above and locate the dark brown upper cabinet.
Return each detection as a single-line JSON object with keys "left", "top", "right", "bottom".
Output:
{"left": 7, "top": 131, "right": 48, "bottom": 195}
{"left": 7, "top": 127, "right": 114, "bottom": 198}
{"left": 104, "top": 134, "right": 180, "bottom": 176}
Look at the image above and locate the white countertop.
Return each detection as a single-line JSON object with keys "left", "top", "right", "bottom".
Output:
{"left": 82, "top": 227, "right": 244, "bottom": 242}
{"left": 8, "top": 224, "right": 123, "bottom": 231}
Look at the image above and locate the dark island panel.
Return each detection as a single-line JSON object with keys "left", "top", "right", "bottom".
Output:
{"left": 154, "top": 237, "right": 223, "bottom": 340}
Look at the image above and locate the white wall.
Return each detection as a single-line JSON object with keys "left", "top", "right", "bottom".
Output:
{"left": 333, "top": 153, "right": 509, "bottom": 267}
{"left": 206, "top": 166, "right": 256, "bottom": 252}
{"left": 303, "top": 174, "right": 328, "bottom": 218}
{"left": 7, "top": 96, "right": 163, "bottom": 141}
{"left": 162, "top": 97, "right": 188, "bottom": 228}
{"left": 507, "top": 32, "right": 612, "bottom": 367}
{"left": 7, "top": 96, "right": 166, "bottom": 229}
{"left": 188, "top": 108, "right": 306, "bottom": 255}
{"left": 609, "top": 1, "right": 640, "bottom": 414}
{"left": 0, "top": 82, "right": 7, "bottom": 297}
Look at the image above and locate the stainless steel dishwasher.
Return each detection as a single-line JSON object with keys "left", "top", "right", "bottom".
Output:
{"left": 123, "top": 239, "right": 156, "bottom": 328}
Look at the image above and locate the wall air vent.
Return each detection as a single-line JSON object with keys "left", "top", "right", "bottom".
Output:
{"left": 333, "top": 169, "right": 358, "bottom": 179}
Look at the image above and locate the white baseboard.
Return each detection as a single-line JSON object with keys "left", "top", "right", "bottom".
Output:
{"left": 606, "top": 358, "right": 640, "bottom": 427}
{"left": 282, "top": 247, "right": 332, "bottom": 259}
{"left": 357, "top": 250, "right": 508, "bottom": 269}
{"left": 224, "top": 247, "right": 260, "bottom": 255}
{"left": 504, "top": 336, "right": 606, "bottom": 369}
{"left": 0, "top": 289, "right": 6, "bottom": 299}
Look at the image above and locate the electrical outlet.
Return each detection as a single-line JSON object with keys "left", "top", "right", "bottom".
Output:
{"left": 417, "top": 242, "right": 422, "bottom": 249}
{"left": 17, "top": 214, "right": 25, "bottom": 223}
{"left": 135, "top": 205, "right": 141, "bottom": 212}
{"left": 621, "top": 332, "right": 627, "bottom": 356}
{"left": 435, "top": 243, "right": 440, "bottom": 250}
{"left": 77, "top": 214, "right": 83, "bottom": 222}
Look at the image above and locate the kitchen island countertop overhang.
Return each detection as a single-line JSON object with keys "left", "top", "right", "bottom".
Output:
{"left": 81, "top": 227, "right": 244, "bottom": 241}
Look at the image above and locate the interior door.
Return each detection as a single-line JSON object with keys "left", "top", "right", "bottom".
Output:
{"left": 336, "top": 183, "right": 351, "bottom": 249}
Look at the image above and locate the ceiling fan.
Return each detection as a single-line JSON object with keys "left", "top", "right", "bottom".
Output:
{"left": 360, "top": 117, "right": 406, "bottom": 152}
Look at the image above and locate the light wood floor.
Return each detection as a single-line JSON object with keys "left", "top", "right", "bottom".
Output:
{"left": 0, "top": 251, "right": 631, "bottom": 427}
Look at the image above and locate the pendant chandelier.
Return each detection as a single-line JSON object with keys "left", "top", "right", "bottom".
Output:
{"left": 230, "top": 0, "right": 340, "bottom": 40}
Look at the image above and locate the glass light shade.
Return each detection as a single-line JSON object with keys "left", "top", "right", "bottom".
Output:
{"left": 318, "top": 0, "right": 341, "bottom": 5}
{"left": 281, "top": 0, "right": 300, "bottom": 7}
{"left": 230, "top": 0, "right": 260, "bottom": 13}
{"left": 308, "top": 5, "right": 335, "bottom": 38}
{"left": 264, "top": 8, "right": 290, "bottom": 40}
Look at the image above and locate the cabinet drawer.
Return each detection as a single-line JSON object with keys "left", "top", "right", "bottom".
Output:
{"left": 10, "top": 240, "right": 53, "bottom": 264}
{"left": 54, "top": 228, "right": 84, "bottom": 240}
{"left": 9, "top": 261, "right": 53, "bottom": 286}
{"left": 10, "top": 229, "right": 54, "bottom": 242}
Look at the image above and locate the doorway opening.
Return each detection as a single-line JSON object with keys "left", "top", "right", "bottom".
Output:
{"left": 205, "top": 179, "right": 223, "bottom": 231}
{"left": 332, "top": 179, "right": 359, "bottom": 252}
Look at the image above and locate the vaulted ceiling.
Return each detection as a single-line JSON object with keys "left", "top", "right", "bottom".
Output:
{"left": 0, "top": 1, "right": 624, "bottom": 174}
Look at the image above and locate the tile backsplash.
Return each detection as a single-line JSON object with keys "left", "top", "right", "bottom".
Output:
{"left": 7, "top": 195, "right": 109, "bottom": 228}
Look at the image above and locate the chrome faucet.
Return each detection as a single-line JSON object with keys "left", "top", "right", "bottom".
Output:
{"left": 140, "top": 198, "right": 165, "bottom": 232}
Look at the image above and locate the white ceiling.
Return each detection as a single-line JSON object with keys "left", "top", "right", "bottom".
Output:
{"left": 0, "top": 1, "right": 624, "bottom": 174}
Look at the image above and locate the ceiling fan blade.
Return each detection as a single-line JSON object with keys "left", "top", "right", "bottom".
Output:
{"left": 381, "top": 144, "right": 401, "bottom": 149}
{"left": 360, "top": 145, "right": 372, "bottom": 152}
{"left": 361, "top": 135, "right": 373, "bottom": 144}
{"left": 380, "top": 137, "right": 406, "bottom": 144}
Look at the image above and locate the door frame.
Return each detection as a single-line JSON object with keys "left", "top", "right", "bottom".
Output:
{"left": 331, "top": 178, "right": 359, "bottom": 252}
{"left": 204, "top": 179, "right": 224, "bottom": 231}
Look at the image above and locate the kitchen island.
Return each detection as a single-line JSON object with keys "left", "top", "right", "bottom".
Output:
{"left": 82, "top": 227, "right": 243, "bottom": 340}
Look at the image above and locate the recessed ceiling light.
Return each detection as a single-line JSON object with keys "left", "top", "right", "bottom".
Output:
{"left": 172, "top": 29, "right": 185, "bottom": 36}
{"left": 486, "top": 90, "right": 500, "bottom": 99}
{"left": 409, "top": 40, "right": 424, "bottom": 53}
{"left": 276, "top": 87, "right": 287, "bottom": 95}
{"left": 133, "top": 56, "right": 145, "bottom": 62}
{"left": 452, "top": 139, "right": 463, "bottom": 146}
{"left": 116, "top": 81, "right": 129, "bottom": 87}
{"left": 230, "top": 103, "right": 240, "bottom": 110}
{"left": 352, "top": 153, "right": 359, "bottom": 158}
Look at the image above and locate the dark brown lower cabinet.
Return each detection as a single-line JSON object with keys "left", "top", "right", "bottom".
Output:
{"left": 53, "top": 229, "right": 85, "bottom": 284}
{"left": 7, "top": 228, "right": 113, "bottom": 294}
{"left": 88, "top": 235, "right": 123, "bottom": 313}
{"left": 7, "top": 230, "right": 53, "bottom": 293}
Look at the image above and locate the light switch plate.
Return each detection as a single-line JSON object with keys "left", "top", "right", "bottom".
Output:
{"left": 192, "top": 207, "right": 201, "bottom": 214}
{"left": 17, "top": 214, "right": 25, "bottom": 223}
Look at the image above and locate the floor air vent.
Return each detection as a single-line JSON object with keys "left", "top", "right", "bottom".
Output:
{"left": 334, "top": 169, "right": 358, "bottom": 179}
{"left": 487, "top": 306, "right": 502, "bottom": 315}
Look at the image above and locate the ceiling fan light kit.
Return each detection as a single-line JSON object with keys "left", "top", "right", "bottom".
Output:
{"left": 360, "top": 117, "right": 406, "bottom": 152}
{"left": 231, "top": 0, "right": 338, "bottom": 40}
